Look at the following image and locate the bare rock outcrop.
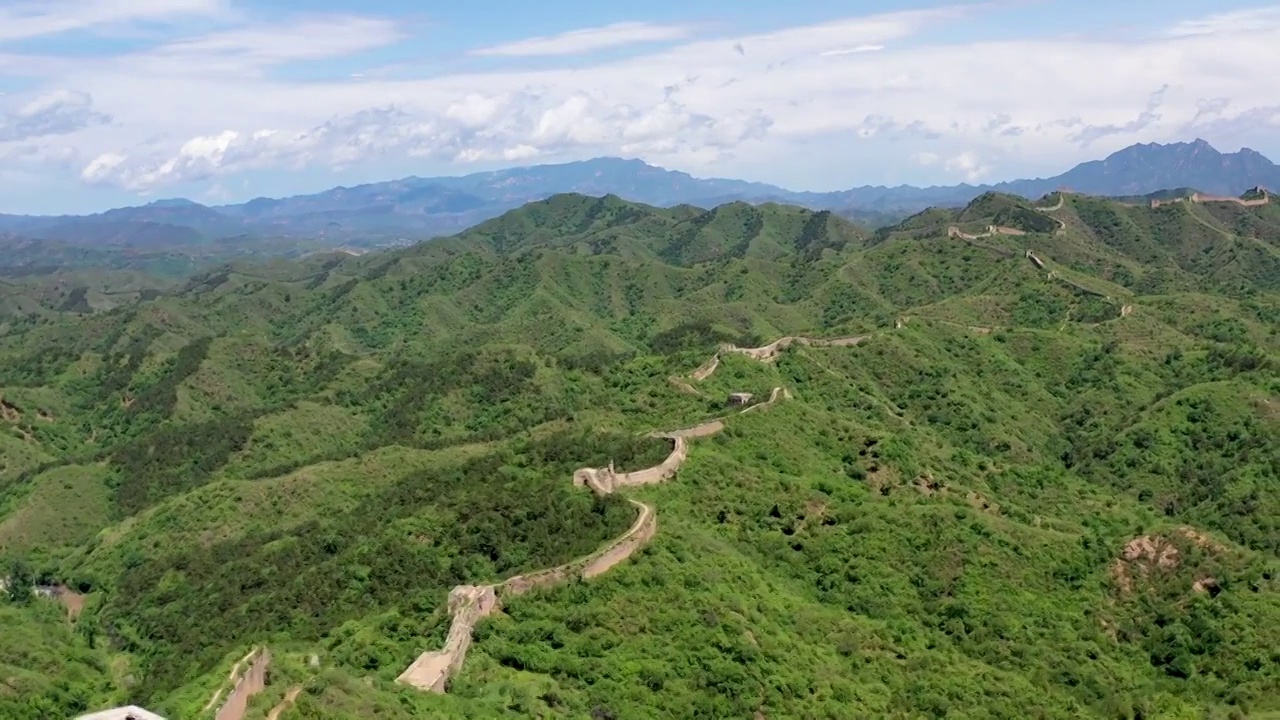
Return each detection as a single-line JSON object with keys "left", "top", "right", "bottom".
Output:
{"left": 1111, "top": 527, "right": 1226, "bottom": 596}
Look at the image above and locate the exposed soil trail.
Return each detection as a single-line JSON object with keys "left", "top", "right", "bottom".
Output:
{"left": 266, "top": 686, "right": 302, "bottom": 720}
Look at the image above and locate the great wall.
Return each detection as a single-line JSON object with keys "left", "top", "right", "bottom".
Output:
{"left": 943, "top": 194, "right": 1123, "bottom": 305}
{"left": 1147, "top": 188, "right": 1270, "bottom": 209}
{"left": 388, "top": 334, "right": 867, "bottom": 696}
{"left": 210, "top": 648, "right": 270, "bottom": 720}
{"left": 691, "top": 335, "right": 870, "bottom": 381}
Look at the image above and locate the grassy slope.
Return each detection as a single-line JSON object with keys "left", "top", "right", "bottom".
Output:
{"left": 0, "top": 191, "right": 1275, "bottom": 719}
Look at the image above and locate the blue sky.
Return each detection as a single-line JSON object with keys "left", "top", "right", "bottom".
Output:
{"left": 2, "top": 0, "right": 1279, "bottom": 214}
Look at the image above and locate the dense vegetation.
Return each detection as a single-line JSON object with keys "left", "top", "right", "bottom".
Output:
{"left": 0, "top": 191, "right": 1276, "bottom": 719}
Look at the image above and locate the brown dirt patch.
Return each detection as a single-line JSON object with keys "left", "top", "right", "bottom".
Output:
{"left": 59, "top": 589, "right": 86, "bottom": 621}
{"left": 914, "top": 473, "right": 942, "bottom": 496}
{"left": 865, "top": 463, "right": 899, "bottom": 495}
{"left": 966, "top": 491, "right": 999, "bottom": 514}
{"left": 0, "top": 398, "right": 20, "bottom": 423}
{"left": 792, "top": 500, "right": 830, "bottom": 532}
{"left": 1112, "top": 526, "right": 1224, "bottom": 595}
{"left": 1191, "top": 577, "right": 1218, "bottom": 594}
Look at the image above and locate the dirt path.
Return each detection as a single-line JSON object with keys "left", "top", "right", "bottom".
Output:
{"left": 266, "top": 686, "right": 302, "bottom": 720}
{"left": 1179, "top": 200, "right": 1246, "bottom": 243}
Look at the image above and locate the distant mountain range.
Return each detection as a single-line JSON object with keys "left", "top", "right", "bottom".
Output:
{"left": 1, "top": 139, "right": 1277, "bottom": 252}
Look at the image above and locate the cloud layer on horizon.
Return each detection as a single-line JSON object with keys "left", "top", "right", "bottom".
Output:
{"left": 2, "top": 1, "right": 1280, "bottom": 202}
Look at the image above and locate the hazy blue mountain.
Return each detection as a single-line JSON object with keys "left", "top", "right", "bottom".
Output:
{"left": 1, "top": 139, "right": 1275, "bottom": 252}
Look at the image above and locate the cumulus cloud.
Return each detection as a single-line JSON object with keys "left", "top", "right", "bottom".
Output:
{"left": 5, "top": 2, "right": 1280, "bottom": 198}
{"left": 945, "top": 151, "right": 990, "bottom": 182}
{"left": 0, "top": 90, "right": 111, "bottom": 142}
{"left": 471, "top": 22, "right": 693, "bottom": 57}
{"left": 911, "top": 151, "right": 940, "bottom": 166}
{"left": 78, "top": 96, "right": 772, "bottom": 190}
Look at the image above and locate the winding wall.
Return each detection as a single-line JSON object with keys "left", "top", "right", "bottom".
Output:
{"left": 213, "top": 648, "right": 270, "bottom": 720}
{"left": 1149, "top": 188, "right": 1270, "bottom": 209}
{"left": 198, "top": 645, "right": 256, "bottom": 712}
{"left": 717, "top": 335, "right": 870, "bottom": 365}
{"left": 396, "top": 372, "right": 806, "bottom": 693}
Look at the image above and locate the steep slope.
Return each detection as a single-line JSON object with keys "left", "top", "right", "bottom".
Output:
{"left": 0, "top": 192, "right": 1275, "bottom": 720}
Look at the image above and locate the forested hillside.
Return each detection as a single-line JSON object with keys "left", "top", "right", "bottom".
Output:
{"left": 0, "top": 191, "right": 1276, "bottom": 720}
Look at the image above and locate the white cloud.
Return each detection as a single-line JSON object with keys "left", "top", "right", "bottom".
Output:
{"left": 80, "top": 95, "right": 772, "bottom": 190}
{"left": 820, "top": 45, "right": 885, "bottom": 56}
{"left": 0, "top": 139, "right": 80, "bottom": 167}
{"left": 471, "top": 21, "right": 692, "bottom": 57}
{"left": 149, "top": 15, "right": 403, "bottom": 66}
{"left": 1162, "top": 7, "right": 1280, "bottom": 37}
{"left": 911, "top": 151, "right": 940, "bottom": 166}
{"left": 0, "top": 0, "right": 226, "bottom": 42}
{"left": 4, "top": 2, "right": 1280, "bottom": 200}
{"left": 945, "top": 151, "right": 990, "bottom": 182}
{"left": 80, "top": 152, "right": 126, "bottom": 182}
{"left": 0, "top": 90, "right": 111, "bottom": 142}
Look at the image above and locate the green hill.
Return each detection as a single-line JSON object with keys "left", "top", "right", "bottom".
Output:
{"left": 0, "top": 192, "right": 1276, "bottom": 720}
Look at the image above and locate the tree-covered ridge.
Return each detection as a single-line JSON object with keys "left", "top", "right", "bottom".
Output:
{"left": 0, "top": 191, "right": 1276, "bottom": 719}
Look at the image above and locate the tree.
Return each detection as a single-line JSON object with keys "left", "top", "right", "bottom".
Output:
{"left": 4, "top": 556, "right": 34, "bottom": 605}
